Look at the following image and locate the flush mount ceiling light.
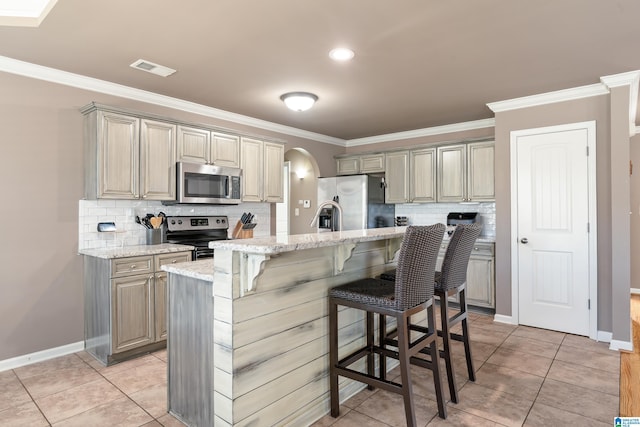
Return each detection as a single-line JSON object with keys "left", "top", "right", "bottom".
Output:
{"left": 130, "top": 59, "right": 176, "bottom": 77}
{"left": 0, "top": 0, "right": 57, "bottom": 27}
{"left": 280, "top": 92, "right": 318, "bottom": 112}
{"left": 329, "top": 47, "right": 355, "bottom": 62}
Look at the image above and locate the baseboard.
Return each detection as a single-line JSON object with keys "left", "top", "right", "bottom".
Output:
{"left": 493, "top": 314, "right": 517, "bottom": 325}
{"left": 610, "top": 339, "right": 634, "bottom": 352}
{"left": 631, "top": 288, "right": 640, "bottom": 295}
{"left": 597, "top": 330, "right": 612, "bottom": 343}
{"left": 0, "top": 341, "right": 84, "bottom": 372}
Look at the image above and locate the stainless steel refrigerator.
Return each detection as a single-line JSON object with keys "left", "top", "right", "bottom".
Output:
{"left": 316, "top": 175, "right": 395, "bottom": 232}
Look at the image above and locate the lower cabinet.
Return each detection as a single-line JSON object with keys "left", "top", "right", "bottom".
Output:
{"left": 84, "top": 251, "right": 191, "bottom": 365}
{"left": 436, "top": 241, "right": 495, "bottom": 309}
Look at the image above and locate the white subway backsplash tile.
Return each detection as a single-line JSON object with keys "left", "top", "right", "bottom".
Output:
{"left": 395, "top": 202, "right": 495, "bottom": 237}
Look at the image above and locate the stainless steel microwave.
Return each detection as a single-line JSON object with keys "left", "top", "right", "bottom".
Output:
{"left": 171, "top": 162, "right": 242, "bottom": 204}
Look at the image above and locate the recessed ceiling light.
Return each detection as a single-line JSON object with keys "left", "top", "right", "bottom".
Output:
{"left": 329, "top": 47, "right": 355, "bottom": 62}
{"left": 0, "top": 0, "right": 57, "bottom": 27}
{"left": 130, "top": 59, "right": 176, "bottom": 77}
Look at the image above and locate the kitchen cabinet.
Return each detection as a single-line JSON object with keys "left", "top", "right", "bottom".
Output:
{"left": 384, "top": 148, "right": 436, "bottom": 203}
{"left": 177, "top": 126, "right": 240, "bottom": 168}
{"left": 436, "top": 241, "right": 495, "bottom": 309}
{"left": 84, "top": 107, "right": 176, "bottom": 201}
{"left": 336, "top": 153, "right": 385, "bottom": 175}
{"left": 437, "top": 141, "right": 494, "bottom": 202}
{"left": 84, "top": 251, "right": 191, "bottom": 365}
{"left": 241, "top": 137, "right": 284, "bottom": 202}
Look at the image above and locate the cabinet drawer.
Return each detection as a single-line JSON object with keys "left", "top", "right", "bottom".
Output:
{"left": 155, "top": 252, "right": 192, "bottom": 270}
{"left": 471, "top": 243, "right": 494, "bottom": 258}
{"left": 111, "top": 256, "right": 154, "bottom": 278}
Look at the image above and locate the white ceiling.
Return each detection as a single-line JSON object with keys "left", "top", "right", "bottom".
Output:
{"left": 0, "top": 0, "right": 638, "bottom": 140}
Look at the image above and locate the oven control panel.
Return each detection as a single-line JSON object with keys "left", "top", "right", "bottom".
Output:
{"left": 166, "top": 216, "right": 228, "bottom": 231}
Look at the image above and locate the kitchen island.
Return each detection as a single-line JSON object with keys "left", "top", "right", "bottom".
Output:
{"left": 162, "top": 228, "right": 409, "bottom": 427}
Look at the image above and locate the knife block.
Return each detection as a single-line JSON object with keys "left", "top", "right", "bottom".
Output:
{"left": 232, "top": 221, "right": 254, "bottom": 239}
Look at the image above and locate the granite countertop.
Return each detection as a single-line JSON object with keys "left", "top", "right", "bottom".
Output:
{"left": 209, "top": 227, "right": 496, "bottom": 255}
{"left": 162, "top": 259, "right": 213, "bottom": 282}
{"left": 79, "top": 243, "right": 195, "bottom": 259}
{"left": 209, "top": 227, "right": 409, "bottom": 255}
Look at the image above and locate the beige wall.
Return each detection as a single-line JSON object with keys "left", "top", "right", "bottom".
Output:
{"left": 0, "top": 71, "right": 344, "bottom": 361}
{"left": 631, "top": 133, "right": 640, "bottom": 290}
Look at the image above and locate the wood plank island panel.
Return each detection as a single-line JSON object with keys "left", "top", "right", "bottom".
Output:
{"left": 165, "top": 229, "right": 409, "bottom": 426}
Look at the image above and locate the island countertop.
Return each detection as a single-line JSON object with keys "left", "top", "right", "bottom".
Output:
{"left": 161, "top": 258, "right": 213, "bottom": 281}
{"left": 209, "top": 227, "right": 409, "bottom": 254}
{"left": 208, "top": 226, "right": 495, "bottom": 254}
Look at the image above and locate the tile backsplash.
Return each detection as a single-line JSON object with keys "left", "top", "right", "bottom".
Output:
{"left": 395, "top": 202, "right": 496, "bottom": 237}
{"left": 78, "top": 199, "right": 271, "bottom": 250}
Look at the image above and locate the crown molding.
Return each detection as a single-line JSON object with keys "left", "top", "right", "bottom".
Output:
{"left": 487, "top": 83, "right": 609, "bottom": 113}
{"left": 346, "top": 118, "right": 495, "bottom": 147}
{"left": 0, "top": 55, "right": 346, "bottom": 146}
{"left": 601, "top": 70, "right": 640, "bottom": 137}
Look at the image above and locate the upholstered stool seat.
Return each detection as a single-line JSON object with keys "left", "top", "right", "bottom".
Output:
{"left": 329, "top": 224, "right": 447, "bottom": 426}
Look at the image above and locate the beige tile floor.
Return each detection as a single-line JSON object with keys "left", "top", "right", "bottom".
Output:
{"left": 0, "top": 311, "right": 620, "bottom": 426}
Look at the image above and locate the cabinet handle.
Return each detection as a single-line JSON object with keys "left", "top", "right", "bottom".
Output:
{"left": 149, "top": 275, "right": 154, "bottom": 280}
{"left": 131, "top": 265, "right": 136, "bottom": 269}
{"left": 172, "top": 259, "right": 177, "bottom": 263}
{"left": 474, "top": 247, "right": 479, "bottom": 251}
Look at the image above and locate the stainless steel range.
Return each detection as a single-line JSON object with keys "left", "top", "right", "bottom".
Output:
{"left": 165, "top": 215, "right": 229, "bottom": 259}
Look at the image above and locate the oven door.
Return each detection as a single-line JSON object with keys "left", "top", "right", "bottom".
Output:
{"left": 175, "top": 162, "right": 241, "bottom": 204}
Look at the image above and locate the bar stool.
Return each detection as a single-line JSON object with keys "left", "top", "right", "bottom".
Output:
{"left": 433, "top": 223, "right": 482, "bottom": 403}
{"left": 329, "top": 224, "right": 447, "bottom": 426}
{"left": 379, "top": 223, "right": 482, "bottom": 403}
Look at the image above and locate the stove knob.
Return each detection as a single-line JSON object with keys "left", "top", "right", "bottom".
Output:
{"left": 170, "top": 220, "right": 176, "bottom": 225}
{"left": 216, "top": 219, "right": 221, "bottom": 224}
{"left": 178, "top": 220, "right": 183, "bottom": 225}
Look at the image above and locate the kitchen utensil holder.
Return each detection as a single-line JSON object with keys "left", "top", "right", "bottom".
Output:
{"left": 232, "top": 221, "right": 254, "bottom": 239}
{"left": 146, "top": 228, "right": 164, "bottom": 245}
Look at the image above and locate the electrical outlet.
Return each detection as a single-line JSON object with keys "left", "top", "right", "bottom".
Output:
{"left": 298, "top": 200, "right": 303, "bottom": 205}
{"left": 303, "top": 200, "right": 311, "bottom": 208}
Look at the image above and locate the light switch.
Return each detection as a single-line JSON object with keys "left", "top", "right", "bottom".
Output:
{"left": 303, "top": 200, "right": 311, "bottom": 208}
{"left": 295, "top": 208, "right": 300, "bottom": 216}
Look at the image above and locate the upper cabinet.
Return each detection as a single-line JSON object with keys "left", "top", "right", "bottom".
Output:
{"left": 336, "top": 153, "right": 385, "bottom": 175}
{"left": 437, "top": 141, "right": 494, "bottom": 202}
{"left": 85, "top": 109, "right": 176, "bottom": 201}
{"left": 384, "top": 148, "right": 436, "bottom": 204}
{"left": 177, "top": 126, "right": 240, "bottom": 168}
{"left": 241, "top": 137, "right": 284, "bottom": 203}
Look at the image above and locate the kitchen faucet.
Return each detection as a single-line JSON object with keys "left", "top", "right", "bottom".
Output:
{"left": 309, "top": 200, "right": 343, "bottom": 231}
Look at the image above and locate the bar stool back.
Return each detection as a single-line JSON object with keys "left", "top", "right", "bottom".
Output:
{"left": 329, "top": 224, "right": 447, "bottom": 426}
{"left": 436, "top": 223, "right": 482, "bottom": 403}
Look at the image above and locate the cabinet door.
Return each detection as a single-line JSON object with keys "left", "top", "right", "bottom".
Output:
{"left": 467, "top": 141, "right": 495, "bottom": 201}
{"left": 177, "top": 125, "right": 210, "bottom": 164}
{"left": 155, "top": 272, "right": 168, "bottom": 341}
{"left": 263, "top": 142, "right": 284, "bottom": 203}
{"left": 211, "top": 132, "right": 240, "bottom": 167}
{"left": 466, "top": 256, "right": 494, "bottom": 308}
{"left": 97, "top": 111, "right": 139, "bottom": 199}
{"left": 336, "top": 157, "right": 359, "bottom": 175}
{"left": 385, "top": 151, "right": 410, "bottom": 204}
{"left": 111, "top": 273, "right": 154, "bottom": 353}
{"left": 140, "top": 119, "right": 176, "bottom": 201}
{"left": 360, "top": 154, "right": 385, "bottom": 173}
{"left": 437, "top": 145, "right": 466, "bottom": 202}
{"left": 410, "top": 148, "right": 436, "bottom": 203}
{"left": 241, "top": 137, "right": 264, "bottom": 202}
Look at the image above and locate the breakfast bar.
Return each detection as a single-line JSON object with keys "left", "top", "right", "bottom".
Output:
{"left": 162, "top": 228, "right": 409, "bottom": 427}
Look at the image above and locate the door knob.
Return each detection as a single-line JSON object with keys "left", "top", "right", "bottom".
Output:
{"left": 520, "top": 238, "right": 529, "bottom": 244}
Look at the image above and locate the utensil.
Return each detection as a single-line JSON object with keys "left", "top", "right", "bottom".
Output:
{"left": 240, "top": 213, "right": 248, "bottom": 224}
{"left": 247, "top": 213, "right": 254, "bottom": 223}
{"left": 150, "top": 217, "right": 163, "bottom": 229}
{"left": 242, "top": 222, "right": 257, "bottom": 230}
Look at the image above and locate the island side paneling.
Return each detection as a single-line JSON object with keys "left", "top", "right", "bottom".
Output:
{"left": 212, "top": 239, "right": 402, "bottom": 426}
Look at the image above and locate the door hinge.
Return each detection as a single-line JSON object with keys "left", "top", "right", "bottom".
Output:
{"left": 586, "top": 146, "right": 589, "bottom": 156}
{"left": 587, "top": 222, "right": 590, "bottom": 233}
{"left": 588, "top": 299, "right": 591, "bottom": 310}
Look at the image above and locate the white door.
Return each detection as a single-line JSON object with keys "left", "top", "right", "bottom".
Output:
{"left": 512, "top": 122, "right": 596, "bottom": 336}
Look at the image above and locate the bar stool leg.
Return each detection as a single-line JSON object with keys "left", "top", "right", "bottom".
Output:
{"left": 428, "top": 304, "right": 447, "bottom": 418}
{"left": 439, "top": 291, "right": 459, "bottom": 403}
{"left": 379, "top": 314, "right": 387, "bottom": 381}
{"left": 366, "top": 311, "right": 374, "bottom": 390}
{"left": 396, "top": 312, "right": 417, "bottom": 427}
{"left": 459, "top": 288, "right": 475, "bottom": 381}
{"left": 329, "top": 298, "right": 340, "bottom": 417}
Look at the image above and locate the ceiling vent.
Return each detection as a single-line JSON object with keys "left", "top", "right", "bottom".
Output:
{"left": 130, "top": 59, "right": 176, "bottom": 77}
